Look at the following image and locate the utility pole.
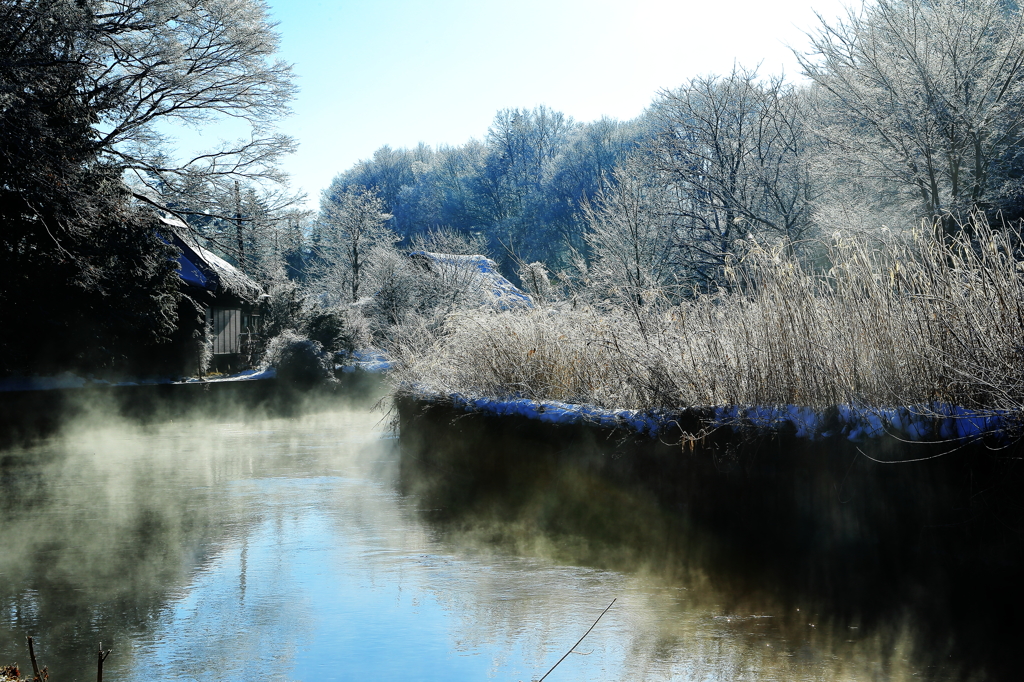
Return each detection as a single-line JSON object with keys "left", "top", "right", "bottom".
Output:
{"left": 234, "top": 180, "right": 245, "bottom": 270}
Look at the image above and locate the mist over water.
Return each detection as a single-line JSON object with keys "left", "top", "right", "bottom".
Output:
{"left": 0, "top": 387, "right": 1012, "bottom": 681}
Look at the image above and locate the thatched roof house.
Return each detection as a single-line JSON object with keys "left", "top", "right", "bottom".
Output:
{"left": 160, "top": 217, "right": 263, "bottom": 304}
{"left": 160, "top": 216, "right": 266, "bottom": 373}
{"left": 409, "top": 251, "right": 534, "bottom": 311}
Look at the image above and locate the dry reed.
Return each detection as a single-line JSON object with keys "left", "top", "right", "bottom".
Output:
{"left": 389, "top": 221, "right": 1024, "bottom": 415}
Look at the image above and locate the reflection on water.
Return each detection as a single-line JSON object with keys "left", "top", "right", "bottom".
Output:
{"left": 1, "top": 388, "right": 1019, "bottom": 681}
{"left": 398, "top": 400, "right": 1024, "bottom": 682}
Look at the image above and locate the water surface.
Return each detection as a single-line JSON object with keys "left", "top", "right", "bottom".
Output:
{"left": 0, "top": 390, "right": 1008, "bottom": 681}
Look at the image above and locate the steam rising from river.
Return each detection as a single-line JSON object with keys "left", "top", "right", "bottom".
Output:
{"left": 0, "top": 392, "right": 984, "bottom": 680}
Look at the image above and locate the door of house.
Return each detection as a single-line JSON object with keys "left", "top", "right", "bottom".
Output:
{"left": 210, "top": 308, "right": 241, "bottom": 355}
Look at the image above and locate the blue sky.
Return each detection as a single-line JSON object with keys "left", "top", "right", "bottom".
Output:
{"left": 233, "top": 0, "right": 852, "bottom": 208}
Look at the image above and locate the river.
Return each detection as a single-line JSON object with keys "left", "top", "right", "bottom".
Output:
{"left": 1, "top": 382, "right": 1018, "bottom": 681}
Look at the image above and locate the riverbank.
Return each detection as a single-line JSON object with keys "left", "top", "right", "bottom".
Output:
{"left": 0, "top": 370, "right": 384, "bottom": 447}
{"left": 386, "top": 223, "right": 1024, "bottom": 443}
{"left": 400, "top": 390, "right": 1021, "bottom": 447}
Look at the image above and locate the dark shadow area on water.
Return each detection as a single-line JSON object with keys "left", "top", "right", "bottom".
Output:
{"left": 396, "top": 397, "right": 1024, "bottom": 682}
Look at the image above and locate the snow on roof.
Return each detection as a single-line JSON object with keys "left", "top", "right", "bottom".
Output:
{"left": 159, "top": 216, "right": 264, "bottom": 303}
{"left": 410, "top": 251, "right": 533, "bottom": 310}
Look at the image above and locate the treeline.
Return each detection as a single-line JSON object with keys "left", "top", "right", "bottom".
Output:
{"left": 301, "top": 0, "right": 1024, "bottom": 302}
{"left": 321, "top": 111, "right": 646, "bottom": 274}
{"left": 8, "top": 0, "right": 1024, "bottom": 385}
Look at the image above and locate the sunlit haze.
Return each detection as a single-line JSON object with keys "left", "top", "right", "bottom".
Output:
{"left": 236, "top": 0, "right": 851, "bottom": 208}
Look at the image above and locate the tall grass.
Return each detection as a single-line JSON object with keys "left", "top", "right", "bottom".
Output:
{"left": 389, "top": 221, "right": 1024, "bottom": 414}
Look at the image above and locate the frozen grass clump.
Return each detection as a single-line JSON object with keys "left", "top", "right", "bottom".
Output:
{"left": 388, "top": 220, "right": 1024, "bottom": 415}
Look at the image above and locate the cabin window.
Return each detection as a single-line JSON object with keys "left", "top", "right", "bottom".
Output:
{"left": 242, "top": 313, "right": 260, "bottom": 333}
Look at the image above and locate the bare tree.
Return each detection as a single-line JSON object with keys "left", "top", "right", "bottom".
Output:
{"left": 798, "top": 0, "right": 1024, "bottom": 236}
{"left": 480, "top": 106, "right": 577, "bottom": 267}
{"left": 583, "top": 156, "right": 679, "bottom": 326}
{"left": 650, "top": 66, "right": 815, "bottom": 279}
{"left": 546, "top": 117, "right": 646, "bottom": 260}
{"left": 313, "top": 186, "right": 394, "bottom": 304}
{"left": 78, "top": 0, "right": 298, "bottom": 215}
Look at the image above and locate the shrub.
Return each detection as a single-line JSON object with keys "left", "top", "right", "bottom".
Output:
{"left": 304, "top": 308, "right": 368, "bottom": 355}
{"left": 262, "top": 330, "right": 335, "bottom": 386}
{"left": 518, "top": 261, "right": 554, "bottom": 304}
{"left": 262, "top": 278, "right": 304, "bottom": 340}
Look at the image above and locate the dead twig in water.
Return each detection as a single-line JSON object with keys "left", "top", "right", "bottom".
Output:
{"left": 96, "top": 642, "right": 111, "bottom": 682}
{"left": 535, "top": 599, "right": 616, "bottom": 682}
{"left": 25, "top": 637, "right": 45, "bottom": 682}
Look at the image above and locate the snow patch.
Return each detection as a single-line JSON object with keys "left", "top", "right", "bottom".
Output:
{"left": 1, "top": 368, "right": 278, "bottom": 392}
{"left": 410, "top": 251, "right": 534, "bottom": 311}
{"left": 180, "top": 368, "right": 276, "bottom": 383}
{"left": 337, "top": 349, "right": 392, "bottom": 373}
{"left": 707, "top": 402, "right": 1017, "bottom": 443}
{"left": 422, "top": 392, "right": 665, "bottom": 437}
{"left": 409, "top": 390, "right": 1020, "bottom": 444}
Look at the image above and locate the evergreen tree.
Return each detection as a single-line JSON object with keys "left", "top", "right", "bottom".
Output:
{"left": 0, "top": 0, "right": 296, "bottom": 375}
{"left": 0, "top": 0, "right": 178, "bottom": 375}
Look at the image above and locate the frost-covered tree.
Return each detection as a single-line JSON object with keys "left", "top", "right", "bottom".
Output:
{"left": 415, "top": 142, "right": 489, "bottom": 234}
{"left": 361, "top": 246, "right": 422, "bottom": 332}
{"left": 338, "top": 144, "right": 432, "bottom": 239}
{"left": 0, "top": 0, "right": 173, "bottom": 374}
{"left": 88, "top": 0, "right": 298, "bottom": 212}
{"left": 517, "top": 261, "right": 554, "bottom": 304}
{"left": 583, "top": 157, "right": 679, "bottom": 311}
{"left": 0, "top": 0, "right": 297, "bottom": 375}
{"left": 545, "top": 117, "right": 647, "bottom": 259}
{"left": 651, "top": 66, "right": 815, "bottom": 272}
{"left": 478, "top": 106, "right": 576, "bottom": 267}
{"left": 313, "top": 186, "right": 394, "bottom": 303}
{"left": 798, "top": 0, "right": 1024, "bottom": 234}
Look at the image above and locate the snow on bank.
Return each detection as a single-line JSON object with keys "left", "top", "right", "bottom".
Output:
{"left": 711, "top": 403, "right": 1018, "bottom": 442}
{"left": 337, "top": 349, "right": 392, "bottom": 373}
{"left": 440, "top": 393, "right": 666, "bottom": 436}
{"left": 410, "top": 390, "right": 1021, "bottom": 444}
{"left": 0, "top": 348, "right": 393, "bottom": 393}
{"left": 179, "top": 368, "right": 276, "bottom": 383}
{"left": 0, "top": 368, "right": 277, "bottom": 392}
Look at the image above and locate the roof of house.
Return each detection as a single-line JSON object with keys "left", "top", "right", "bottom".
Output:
{"left": 159, "top": 216, "right": 264, "bottom": 304}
